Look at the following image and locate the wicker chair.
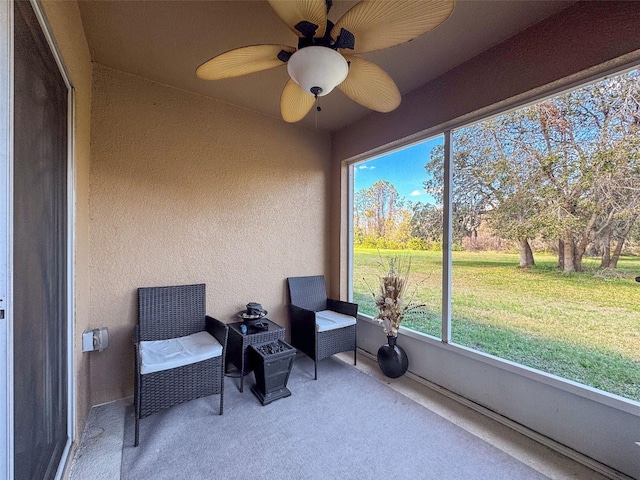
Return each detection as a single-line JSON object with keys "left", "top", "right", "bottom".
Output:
{"left": 133, "top": 283, "right": 227, "bottom": 447}
{"left": 287, "top": 275, "right": 357, "bottom": 379}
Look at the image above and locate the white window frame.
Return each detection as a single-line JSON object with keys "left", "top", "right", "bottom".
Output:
{"left": 347, "top": 60, "right": 640, "bottom": 411}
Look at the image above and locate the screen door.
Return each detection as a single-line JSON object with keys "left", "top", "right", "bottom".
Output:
{"left": 13, "top": 1, "right": 69, "bottom": 478}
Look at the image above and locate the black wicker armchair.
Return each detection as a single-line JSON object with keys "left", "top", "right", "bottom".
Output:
{"left": 287, "top": 275, "right": 357, "bottom": 379}
{"left": 133, "top": 283, "right": 228, "bottom": 447}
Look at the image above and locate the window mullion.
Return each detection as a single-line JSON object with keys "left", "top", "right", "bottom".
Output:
{"left": 442, "top": 130, "right": 452, "bottom": 343}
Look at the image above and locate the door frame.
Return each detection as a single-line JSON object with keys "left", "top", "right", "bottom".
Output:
{"left": 0, "top": 0, "right": 13, "bottom": 478}
{"left": 1, "top": 1, "right": 76, "bottom": 478}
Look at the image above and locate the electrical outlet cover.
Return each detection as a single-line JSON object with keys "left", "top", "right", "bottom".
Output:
{"left": 82, "top": 331, "right": 94, "bottom": 352}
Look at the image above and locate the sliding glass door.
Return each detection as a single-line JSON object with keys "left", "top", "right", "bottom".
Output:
{"left": 12, "top": 1, "right": 71, "bottom": 478}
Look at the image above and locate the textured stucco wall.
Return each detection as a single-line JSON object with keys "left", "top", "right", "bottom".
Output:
{"left": 89, "top": 65, "right": 330, "bottom": 404}
{"left": 40, "top": 0, "right": 93, "bottom": 442}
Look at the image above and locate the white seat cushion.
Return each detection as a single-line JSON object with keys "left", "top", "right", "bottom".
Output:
{"left": 315, "top": 310, "right": 357, "bottom": 333}
{"left": 140, "top": 331, "right": 223, "bottom": 375}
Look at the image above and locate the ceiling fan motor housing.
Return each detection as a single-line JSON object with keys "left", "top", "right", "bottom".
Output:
{"left": 287, "top": 46, "right": 349, "bottom": 97}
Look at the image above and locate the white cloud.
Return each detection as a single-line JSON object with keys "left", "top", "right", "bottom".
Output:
{"left": 358, "top": 165, "right": 375, "bottom": 170}
{"left": 410, "top": 190, "right": 422, "bottom": 196}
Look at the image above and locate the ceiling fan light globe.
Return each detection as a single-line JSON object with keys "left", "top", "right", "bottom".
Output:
{"left": 287, "top": 46, "right": 349, "bottom": 97}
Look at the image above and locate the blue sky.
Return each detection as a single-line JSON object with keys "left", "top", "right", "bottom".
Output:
{"left": 354, "top": 136, "right": 443, "bottom": 203}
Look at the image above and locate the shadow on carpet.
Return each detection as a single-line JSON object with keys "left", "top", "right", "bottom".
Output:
{"left": 122, "top": 354, "right": 548, "bottom": 479}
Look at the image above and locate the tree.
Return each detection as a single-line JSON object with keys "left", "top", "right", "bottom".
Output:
{"left": 426, "top": 121, "right": 542, "bottom": 266}
{"left": 424, "top": 69, "right": 640, "bottom": 271}
{"left": 410, "top": 202, "right": 442, "bottom": 244}
{"left": 423, "top": 144, "right": 487, "bottom": 248}
{"left": 532, "top": 71, "right": 640, "bottom": 271}
{"left": 354, "top": 180, "right": 406, "bottom": 245}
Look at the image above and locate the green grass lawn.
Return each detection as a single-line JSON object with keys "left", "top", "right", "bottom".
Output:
{"left": 354, "top": 248, "right": 640, "bottom": 402}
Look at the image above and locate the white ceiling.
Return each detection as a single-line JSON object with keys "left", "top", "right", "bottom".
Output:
{"left": 77, "top": 0, "right": 575, "bottom": 131}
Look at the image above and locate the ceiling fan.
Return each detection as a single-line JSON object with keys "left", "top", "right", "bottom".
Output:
{"left": 196, "top": 0, "right": 455, "bottom": 123}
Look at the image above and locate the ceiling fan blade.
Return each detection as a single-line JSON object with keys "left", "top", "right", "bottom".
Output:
{"left": 338, "top": 56, "right": 401, "bottom": 112}
{"left": 331, "top": 0, "right": 454, "bottom": 54}
{"left": 267, "top": 0, "right": 328, "bottom": 38}
{"left": 196, "top": 45, "right": 295, "bottom": 80}
{"left": 281, "top": 79, "right": 316, "bottom": 123}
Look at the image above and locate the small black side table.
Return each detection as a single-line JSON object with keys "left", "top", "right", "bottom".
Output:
{"left": 225, "top": 318, "right": 285, "bottom": 392}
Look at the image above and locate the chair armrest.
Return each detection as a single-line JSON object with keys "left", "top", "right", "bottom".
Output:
{"left": 205, "top": 315, "right": 229, "bottom": 351}
{"left": 133, "top": 325, "right": 141, "bottom": 376}
{"left": 289, "top": 304, "right": 317, "bottom": 359}
{"left": 327, "top": 298, "right": 358, "bottom": 318}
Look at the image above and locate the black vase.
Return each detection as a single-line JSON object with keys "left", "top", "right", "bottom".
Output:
{"left": 377, "top": 335, "right": 409, "bottom": 378}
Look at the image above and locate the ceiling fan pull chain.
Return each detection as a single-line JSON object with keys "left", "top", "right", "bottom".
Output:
{"left": 314, "top": 94, "right": 321, "bottom": 129}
